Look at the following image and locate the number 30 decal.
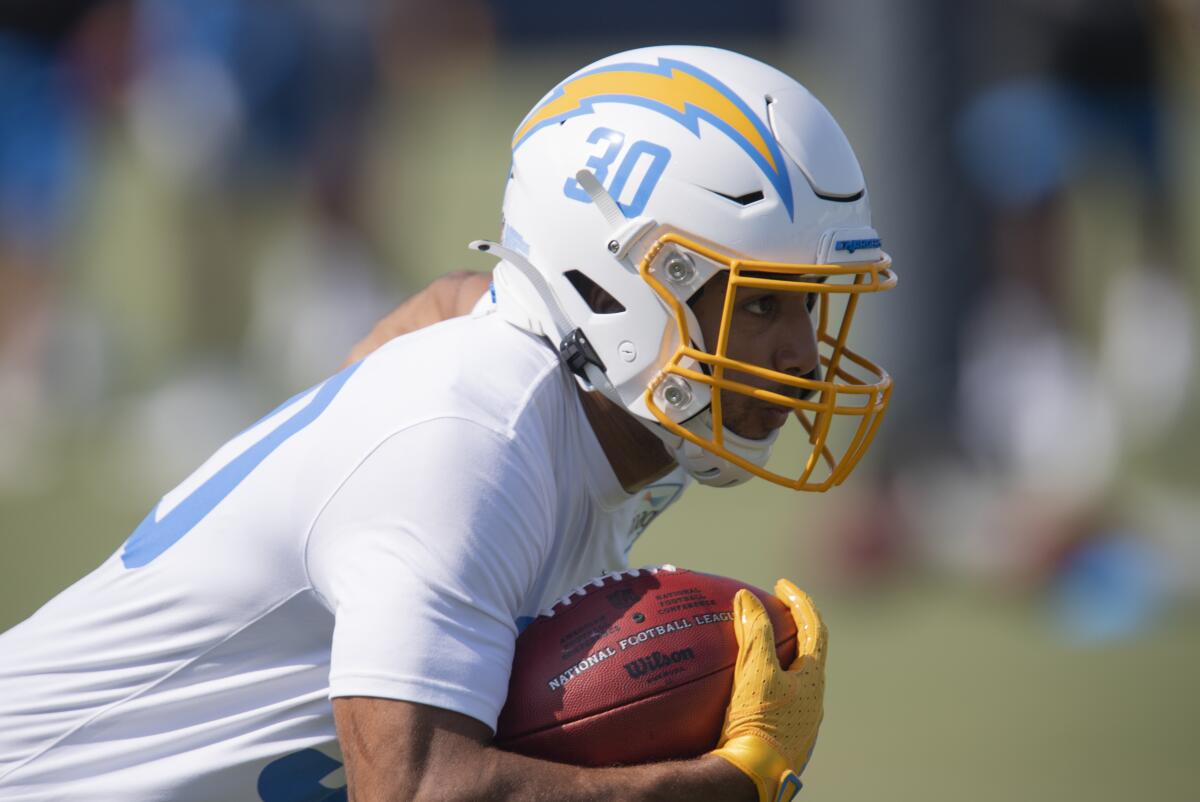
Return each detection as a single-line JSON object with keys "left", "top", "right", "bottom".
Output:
{"left": 563, "top": 127, "right": 671, "bottom": 218}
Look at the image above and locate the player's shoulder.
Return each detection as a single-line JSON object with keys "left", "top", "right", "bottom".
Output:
{"left": 346, "top": 311, "right": 573, "bottom": 439}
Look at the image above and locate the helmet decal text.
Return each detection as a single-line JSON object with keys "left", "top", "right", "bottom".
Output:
{"left": 834, "top": 237, "right": 882, "bottom": 253}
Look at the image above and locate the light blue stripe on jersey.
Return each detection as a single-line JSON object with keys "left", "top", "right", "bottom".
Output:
{"left": 120, "top": 362, "right": 363, "bottom": 569}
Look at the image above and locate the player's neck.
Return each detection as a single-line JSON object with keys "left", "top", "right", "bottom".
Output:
{"left": 576, "top": 385, "right": 676, "bottom": 494}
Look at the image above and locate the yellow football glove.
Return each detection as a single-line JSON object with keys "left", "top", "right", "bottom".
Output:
{"left": 710, "top": 580, "right": 828, "bottom": 802}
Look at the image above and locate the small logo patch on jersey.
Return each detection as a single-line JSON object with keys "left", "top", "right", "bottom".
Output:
{"left": 627, "top": 481, "right": 684, "bottom": 545}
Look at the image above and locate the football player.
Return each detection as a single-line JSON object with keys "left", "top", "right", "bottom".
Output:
{"left": 0, "top": 46, "right": 894, "bottom": 801}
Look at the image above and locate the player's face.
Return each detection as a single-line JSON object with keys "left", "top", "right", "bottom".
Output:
{"left": 690, "top": 273, "right": 820, "bottom": 441}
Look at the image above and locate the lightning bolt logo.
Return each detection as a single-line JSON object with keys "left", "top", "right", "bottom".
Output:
{"left": 512, "top": 58, "right": 794, "bottom": 219}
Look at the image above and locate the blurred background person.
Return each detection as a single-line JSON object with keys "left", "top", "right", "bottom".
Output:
{"left": 0, "top": 0, "right": 129, "bottom": 488}
{"left": 810, "top": 0, "right": 1199, "bottom": 636}
{"left": 948, "top": 0, "right": 1194, "bottom": 639}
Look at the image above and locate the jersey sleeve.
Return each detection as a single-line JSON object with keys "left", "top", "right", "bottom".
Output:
{"left": 305, "top": 417, "right": 555, "bottom": 732}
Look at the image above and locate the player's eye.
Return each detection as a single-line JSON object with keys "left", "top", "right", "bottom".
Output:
{"left": 743, "top": 294, "right": 778, "bottom": 316}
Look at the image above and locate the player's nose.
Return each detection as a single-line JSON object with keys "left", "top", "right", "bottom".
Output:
{"left": 772, "top": 303, "right": 820, "bottom": 379}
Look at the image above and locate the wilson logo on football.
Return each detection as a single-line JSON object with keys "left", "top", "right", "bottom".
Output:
{"left": 622, "top": 648, "right": 695, "bottom": 680}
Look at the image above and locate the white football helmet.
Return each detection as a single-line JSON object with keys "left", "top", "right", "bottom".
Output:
{"left": 473, "top": 45, "right": 897, "bottom": 490}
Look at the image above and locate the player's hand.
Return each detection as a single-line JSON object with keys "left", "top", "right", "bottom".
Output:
{"left": 710, "top": 580, "right": 828, "bottom": 802}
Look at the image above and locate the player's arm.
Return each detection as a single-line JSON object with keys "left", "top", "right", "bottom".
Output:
{"left": 332, "top": 579, "right": 826, "bottom": 802}
{"left": 343, "top": 270, "right": 493, "bottom": 365}
{"left": 333, "top": 696, "right": 755, "bottom": 802}
{"left": 312, "top": 427, "right": 825, "bottom": 801}
{"left": 311, "top": 426, "right": 754, "bottom": 801}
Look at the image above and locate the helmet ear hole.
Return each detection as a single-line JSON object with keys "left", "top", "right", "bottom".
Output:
{"left": 564, "top": 270, "right": 626, "bottom": 314}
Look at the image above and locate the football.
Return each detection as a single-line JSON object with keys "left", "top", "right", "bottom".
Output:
{"left": 495, "top": 565, "right": 798, "bottom": 766}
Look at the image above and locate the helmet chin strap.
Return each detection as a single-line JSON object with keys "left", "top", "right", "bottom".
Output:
{"left": 468, "top": 238, "right": 615, "bottom": 400}
{"left": 471, "top": 168, "right": 655, "bottom": 406}
{"left": 468, "top": 240, "right": 571, "bottom": 339}
{"left": 573, "top": 169, "right": 657, "bottom": 260}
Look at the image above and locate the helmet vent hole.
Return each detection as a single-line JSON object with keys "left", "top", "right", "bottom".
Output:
{"left": 564, "top": 270, "right": 626, "bottom": 314}
{"left": 708, "top": 189, "right": 765, "bottom": 206}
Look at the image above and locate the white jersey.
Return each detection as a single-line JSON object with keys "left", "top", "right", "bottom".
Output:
{"left": 0, "top": 309, "right": 688, "bottom": 801}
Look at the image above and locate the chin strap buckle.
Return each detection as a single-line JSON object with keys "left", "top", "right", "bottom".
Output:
{"left": 560, "top": 328, "right": 606, "bottom": 380}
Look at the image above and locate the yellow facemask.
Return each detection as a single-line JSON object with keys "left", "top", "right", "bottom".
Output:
{"left": 640, "top": 232, "right": 897, "bottom": 491}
